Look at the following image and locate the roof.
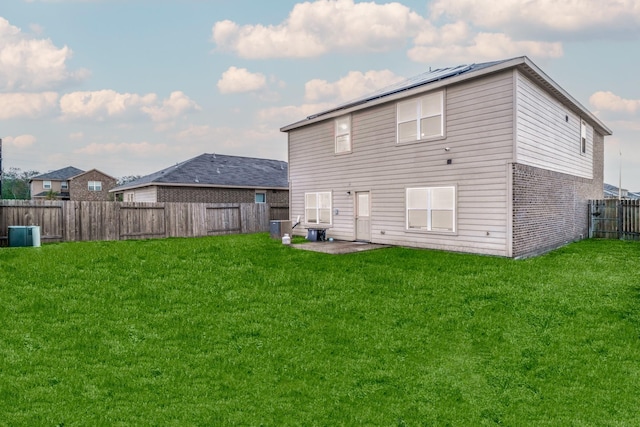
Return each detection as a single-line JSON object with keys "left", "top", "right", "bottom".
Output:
{"left": 111, "top": 153, "right": 288, "bottom": 192}
{"left": 604, "top": 183, "right": 640, "bottom": 200}
{"left": 69, "top": 168, "right": 117, "bottom": 181}
{"left": 31, "top": 166, "right": 85, "bottom": 181}
{"left": 280, "top": 56, "right": 612, "bottom": 137}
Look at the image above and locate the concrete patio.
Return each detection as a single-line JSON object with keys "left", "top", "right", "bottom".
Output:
{"left": 290, "top": 240, "right": 390, "bottom": 254}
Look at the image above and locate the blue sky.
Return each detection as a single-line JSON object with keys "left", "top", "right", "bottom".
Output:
{"left": 1, "top": 0, "right": 639, "bottom": 190}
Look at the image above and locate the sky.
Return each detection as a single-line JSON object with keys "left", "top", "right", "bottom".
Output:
{"left": 1, "top": 0, "right": 639, "bottom": 190}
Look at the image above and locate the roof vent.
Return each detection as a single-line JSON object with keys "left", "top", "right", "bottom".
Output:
{"left": 195, "top": 176, "right": 199, "bottom": 183}
{"left": 216, "top": 168, "right": 220, "bottom": 174}
{"left": 213, "top": 153, "right": 216, "bottom": 159}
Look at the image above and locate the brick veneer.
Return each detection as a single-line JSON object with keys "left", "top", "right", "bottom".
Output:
{"left": 511, "top": 132, "right": 604, "bottom": 258}
{"left": 69, "top": 170, "right": 117, "bottom": 201}
{"left": 156, "top": 186, "right": 289, "bottom": 204}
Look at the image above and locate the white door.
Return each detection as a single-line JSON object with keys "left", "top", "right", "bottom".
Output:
{"left": 355, "top": 191, "right": 370, "bottom": 241}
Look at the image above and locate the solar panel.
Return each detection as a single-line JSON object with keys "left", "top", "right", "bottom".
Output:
{"left": 307, "top": 60, "right": 506, "bottom": 120}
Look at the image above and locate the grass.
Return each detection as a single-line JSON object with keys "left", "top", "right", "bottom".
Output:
{"left": 1, "top": 234, "right": 639, "bottom": 425}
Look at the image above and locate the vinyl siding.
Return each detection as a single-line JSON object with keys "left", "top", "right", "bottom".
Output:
{"left": 128, "top": 186, "right": 157, "bottom": 202}
{"left": 515, "top": 71, "right": 593, "bottom": 179}
{"left": 288, "top": 71, "right": 514, "bottom": 256}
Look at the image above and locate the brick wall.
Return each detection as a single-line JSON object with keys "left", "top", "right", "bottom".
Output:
{"left": 156, "top": 186, "right": 289, "bottom": 205}
{"left": 511, "top": 131, "right": 604, "bottom": 258}
{"left": 69, "top": 171, "right": 117, "bottom": 201}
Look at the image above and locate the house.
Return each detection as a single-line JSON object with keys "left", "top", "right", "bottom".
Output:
{"left": 280, "top": 56, "right": 612, "bottom": 258}
{"left": 110, "top": 153, "right": 289, "bottom": 206}
{"left": 30, "top": 167, "right": 117, "bottom": 201}
{"left": 604, "top": 183, "right": 640, "bottom": 200}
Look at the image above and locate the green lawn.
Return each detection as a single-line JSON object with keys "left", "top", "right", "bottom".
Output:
{"left": 1, "top": 235, "right": 639, "bottom": 425}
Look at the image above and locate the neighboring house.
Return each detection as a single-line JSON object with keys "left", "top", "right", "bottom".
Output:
{"left": 30, "top": 167, "right": 117, "bottom": 201}
{"left": 281, "top": 56, "right": 612, "bottom": 258}
{"left": 110, "top": 153, "right": 289, "bottom": 205}
{"left": 605, "top": 183, "right": 640, "bottom": 200}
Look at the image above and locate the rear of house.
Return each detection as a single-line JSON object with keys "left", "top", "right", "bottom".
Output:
{"left": 281, "top": 56, "right": 610, "bottom": 258}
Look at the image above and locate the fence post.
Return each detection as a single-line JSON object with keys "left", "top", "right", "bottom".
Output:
{"left": 588, "top": 200, "right": 593, "bottom": 238}
{"left": 618, "top": 200, "right": 623, "bottom": 240}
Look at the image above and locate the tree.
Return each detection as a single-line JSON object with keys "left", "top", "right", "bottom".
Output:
{"left": 1, "top": 167, "right": 40, "bottom": 200}
{"left": 117, "top": 175, "right": 141, "bottom": 186}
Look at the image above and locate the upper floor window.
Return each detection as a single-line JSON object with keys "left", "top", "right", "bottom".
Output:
{"left": 335, "top": 115, "right": 351, "bottom": 153}
{"left": 406, "top": 186, "right": 455, "bottom": 232}
{"left": 397, "top": 91, "right": 444, "bottom": 143}
{"left": 255, "top": 192, "right": 266, "bottom": 203}
{"left": 43, "top": 180, "right": 52, "bottom": 190}
{"left": 305, "top": 192, "right": 332, "bottom": 225}
{"left": 61, "top": 181, "right": 68, "bottom": 190}
{"left": 88, "top": 181, "right": 102, "bottom": 191}
{"left": 580, "top": 120, "right": 587, "bottom": 154}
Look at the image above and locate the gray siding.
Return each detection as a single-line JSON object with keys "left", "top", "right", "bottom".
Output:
{"left": 516, "top": 71, "right": 593, "bottom": 179}
{"left": 289, "top": 71, "right": 515, "bottom": 256}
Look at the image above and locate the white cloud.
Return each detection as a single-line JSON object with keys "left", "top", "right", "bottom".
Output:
{"left": 429, "top": 0, "right": 640, "bottom": 39}
{"left": 0, "top": 92, "right": 59, "bottom": 119}
{"left": 69, "top": 132, "right": 84, "bottom": 140}
{"left": 0, "top": 17, "right": 88, "bottom": 90}
{"left": 211, "top": 0, "right": 424, "bottom": 59}
{"left": 210, "top": 0, "right": 567, "bottom": 65}
{"left": 75, "top": 141, "right": 172, "bottom": 156}
{"left": 409, "top": 30, "right": 563, "bottom": 63}
{"left": 305, "top": 70, "right": 404, "bottom": 103}
{"left": 141, "top": 91, "right": 201, "bottom": 122}
{"left": 2, "top": 134, "right": 37, "bottom": 148}
{"left": 590, "top": 91, "right": 640, "bottom": 114}
{"left": 59, "top": 90, "right": 199, "bottom": 123}
{"left": 217, "top": 67, "right": 267, "bottom": 94}
{"left": 60, "top": 90, "right": 156, "bottom": 120}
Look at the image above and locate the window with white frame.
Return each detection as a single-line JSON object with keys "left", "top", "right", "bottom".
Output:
{"left": 397, "top": 91, "right": 444, "bottom": 143}
{"left": 43, "top": 180, "right": 52, "bottom": 190}
{"left": 61, "top": 181, "right": 68, "bottom": 190}
{"left": 580, "top": 120, "right": 587, "bottom": 154}
{"left": 406, "top": 186, "right": 455, "bottom": 232}
{"left": 88, "top": 181, "right": 102, "bottom": 191}
{"left": 255, "top": 192, "right": 266, "bottom": 203}
{"left": 305, "top": 192, "right": 332, "bottom": 225}
{"left": 335, "top": 115, "right": 351, "bottom": 153}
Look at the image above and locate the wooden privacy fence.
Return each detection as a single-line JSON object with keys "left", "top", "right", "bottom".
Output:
{"left": 0, "top": 200, "right": 289, "bottom": 246}
{"left": 589, "top": 199, "right": 640, "bottom": 241}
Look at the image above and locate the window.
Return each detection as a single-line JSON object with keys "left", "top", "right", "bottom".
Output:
{"left": 580, "top": 120, "right": 587, "bottom": 154}
{"left": 305, "top": 192, "right": 332, "bottom": 225}
{"left": 43, "top": 180, "right": 52, "bottom": 190}
{"left": 335, "top": 115, "right": 351, "bottom": 153}
{"left": 61, "top": 181, "right": 68, "bottom": 190}
{"left": 255, "top": 192, "right": 266, "bottom": 203}
{"left": 397, "top": 91, "right": 444, "bottom": 143}
{"left": 406, "top": 186, "right": 455, "bottom": 232}
{"left": 88, "top": 181, "right": 102, "bottom": 191}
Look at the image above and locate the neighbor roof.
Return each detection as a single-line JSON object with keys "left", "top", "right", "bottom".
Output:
{"left": 31, "top": 166, "right": 85, "bottom": 181}
{"left": 111, "top": 153, "right": 288, "bottom": 192}
{"left": 280, "top": 56, "right": 612, "bottom": 137}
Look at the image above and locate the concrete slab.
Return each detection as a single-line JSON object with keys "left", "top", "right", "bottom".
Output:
{"left": 290, "top": 240, "right": 389, "bottom": 254}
